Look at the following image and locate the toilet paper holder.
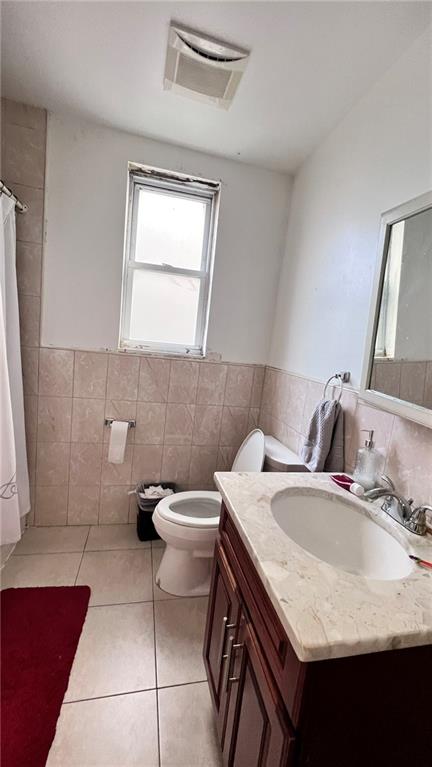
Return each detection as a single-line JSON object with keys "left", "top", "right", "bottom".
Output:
{"left": 104, "top": 418, "right": 136, "bottom": 428}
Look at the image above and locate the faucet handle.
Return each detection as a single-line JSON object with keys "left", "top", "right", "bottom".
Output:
{"left": 415, "top": 505, "right": 432, "bottom": 513}
{"left": 406, "top": 505, "right": 431, "bottom": 536}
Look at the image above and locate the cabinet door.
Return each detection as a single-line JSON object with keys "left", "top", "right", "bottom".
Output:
{"left": 223, "top": 613, "right": 296, "bottom": 767}
{"left": 203, "top": 541, "right": 241, "bottom": 740}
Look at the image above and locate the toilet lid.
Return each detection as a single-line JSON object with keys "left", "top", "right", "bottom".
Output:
{"left": 156, "top": 491, "right": 222, "bottom": 528}
{"left": 231, "top": 429, "right": 265, "bottom": 472}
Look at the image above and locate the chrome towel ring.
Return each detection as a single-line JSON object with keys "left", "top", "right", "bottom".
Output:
{"left": 323, "top": 372, "right": 350, "bottom": 403}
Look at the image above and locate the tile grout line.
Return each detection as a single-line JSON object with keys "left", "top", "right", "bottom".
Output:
{"left": 157, "top": 678, "right": 207, "bottom": 691}
{"left": 12, "top": 549, "right": 90, "bottom": 557}
{"left": 85, "top": 598, "right": 154, "bottom": 608}
{"left": 383, "top": 413, "right": 397, "bottom": 476}
{"left": 158, "top": 359, "right": 172, "bottom": 487}
{"left": 13, "top": 540, "right": 151, "bottom": 560}
{"left": 151, "top": 541, "right": 162, "bottom": 767}
{"left": 74, "top": 526, "right": 91, "bottom": 585}
{"left": 11, "top": 544, "right": 151, "bottom": 557}
{"left": 33, "top": 340, "right": 41, "bottom": 525}
{"left": 98, "top": 353, "right": 110, "bottom": 525}
{"left": 63, "top": 678, "right": 208, "bottom": 706}
{"left": 161, "top": 359, "right": 171, "bottom": 462}
{"left": 85, "top": 592, "right": 204, "bottom": 607}
{"left": 65, "top": 351, "right": 76, "bottom": 525}
{"left": 216, "top": 363, "right": 232, "bottom": 474}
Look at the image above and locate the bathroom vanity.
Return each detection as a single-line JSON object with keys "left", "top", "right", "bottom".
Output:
{"left": 203, "top": 473, "right": 432, "bottom": 767}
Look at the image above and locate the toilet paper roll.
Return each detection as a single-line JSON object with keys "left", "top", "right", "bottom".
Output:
{"left": 108, "top": 420, "right": 129, "bottom": 464}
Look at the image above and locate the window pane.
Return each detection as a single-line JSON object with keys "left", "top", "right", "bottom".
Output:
{"left": 129, "top": 269, "right": 201, "bottom": 346}
{"left": 134, "top": 188, "right": 207, "bottom": 269}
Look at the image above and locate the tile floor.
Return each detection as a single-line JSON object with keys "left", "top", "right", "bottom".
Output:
{"left": 2, "top": 524, "right": 222, "bottom": 767}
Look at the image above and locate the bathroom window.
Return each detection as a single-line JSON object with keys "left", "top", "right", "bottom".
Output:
{"left": 120, "top": 165, "right": 220, "bottom": 357}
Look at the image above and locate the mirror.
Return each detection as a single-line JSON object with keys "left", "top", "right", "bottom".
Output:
{"left": 361, "top": 192, "right": 432, "bottom": 428}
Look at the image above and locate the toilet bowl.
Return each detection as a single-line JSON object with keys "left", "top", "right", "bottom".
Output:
{"left": 152, "top": 491, "right": 222, "bottom": 597}
{"left": 152, "top": 429, "right": 266, "bottom": 597}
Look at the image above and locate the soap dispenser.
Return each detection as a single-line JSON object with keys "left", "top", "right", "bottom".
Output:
{"left": 352, "top": 430, "right": 384, "bottom": 491}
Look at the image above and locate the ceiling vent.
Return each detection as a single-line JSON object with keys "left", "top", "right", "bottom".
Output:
{"left": 164, "top": 23, "right": 249, "bottom": 110}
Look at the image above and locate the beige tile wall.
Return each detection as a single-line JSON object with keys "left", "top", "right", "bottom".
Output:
{"left": 259, "top": 366, "right": 432, "bottom": 507}
{"left": 31, "top": 350, "right": 264, "bottom": 525}
{"left": 371, "top": 359, "right": 432, "bottom": 408}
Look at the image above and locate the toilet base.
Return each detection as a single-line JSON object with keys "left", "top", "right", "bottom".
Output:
{"left": 155, "top": 545, "right": 212, "bottom": 597}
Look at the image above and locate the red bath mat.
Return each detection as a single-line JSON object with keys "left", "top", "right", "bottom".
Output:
{"left": 1, "top": 585, "right": 90, "bottom": 767}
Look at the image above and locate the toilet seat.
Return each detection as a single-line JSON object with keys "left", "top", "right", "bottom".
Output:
{"left": 156, "top": 491, "right": 221, "bottom": 528}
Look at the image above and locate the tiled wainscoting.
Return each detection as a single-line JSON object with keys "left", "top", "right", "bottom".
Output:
{"left": 26, "top": 349, "right": 264, "bottom": 526}
{"left": 2, "top": 525, "right": 221, "bottom": 766}
{"left": 371, "top": 358, "right": 432, "bottom": 408}
{"left": 259, "top": 366, "right": 432, "bottom": 507}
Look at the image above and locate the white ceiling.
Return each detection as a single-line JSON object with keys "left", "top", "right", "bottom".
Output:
{"left": 1, "top": 1, "right": 430, "bottom": 172}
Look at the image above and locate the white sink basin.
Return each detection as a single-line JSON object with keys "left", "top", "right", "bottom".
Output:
{"left": 271, "top": 491, "right": 413, "bottom": 581}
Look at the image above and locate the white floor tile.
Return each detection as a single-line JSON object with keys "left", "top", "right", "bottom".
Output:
{"left": 1, "top": 553, "right": 82, "bottom": 589}
{"left": 159, "top": 682, "right": 222, "bottom": 767}
{"left": 13, "top": 526, "right": 89, "bottom": 555}
{"left": 64, "top": 602, "right": 155, "bottom": 702}
{"left": 76, "top": 549, "right": 153, "bottom": 606}
{"left": 155, "top": 597, "right": 208, "bottom": 686}
{"left": 86, "top": 524, "right": 150, "bottom": 551}
{"left": 47, "top": 690, "right": 159, "bottom": 767}
{"left": 151, "top": 545, "right": 176, "bottom": 601}
{"left": 5, "top": 528, "right": 221, "bottom": 766}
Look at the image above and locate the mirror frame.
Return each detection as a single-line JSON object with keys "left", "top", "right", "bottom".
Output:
{"left": 360, "top": 190, "right": 432, "bottom": 429}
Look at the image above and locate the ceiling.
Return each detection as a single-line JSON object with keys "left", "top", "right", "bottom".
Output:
{"left": 1, "top": 1, "right": 430, "bottom": 172}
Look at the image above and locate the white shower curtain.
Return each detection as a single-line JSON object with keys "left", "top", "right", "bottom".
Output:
{"left": 0, "top": 195, "right": 30, "bottom": 545}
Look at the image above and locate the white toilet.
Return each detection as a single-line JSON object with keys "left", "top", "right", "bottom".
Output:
{"left": 152, "top": 429, "right": 266, "bottom": 597}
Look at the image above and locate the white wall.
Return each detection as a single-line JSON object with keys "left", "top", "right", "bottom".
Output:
{"left": 269, "top": 29, "right": 432, "bottom": 387}
{"left": 42, "top": 115, "right": 291, "bottom": 363}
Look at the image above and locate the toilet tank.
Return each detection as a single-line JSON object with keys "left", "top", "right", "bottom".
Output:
{"left": 263, "top": 435, "right": 308, "bottom": 472}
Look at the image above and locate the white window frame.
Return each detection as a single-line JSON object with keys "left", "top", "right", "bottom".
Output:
{"left": 374, "top": 220, "right": 404, "bottom": 359}
{"left": 119, "top": 165, "right": 220, "bottom": 357}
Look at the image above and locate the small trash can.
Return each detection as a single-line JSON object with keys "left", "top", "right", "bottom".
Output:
{"left": 133, "top": 482, "right": 176, "bottom": 542}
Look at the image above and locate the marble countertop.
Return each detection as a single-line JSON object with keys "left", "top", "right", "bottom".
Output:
{"left": 214, "top": 471, "right": 432, "bottom": 663}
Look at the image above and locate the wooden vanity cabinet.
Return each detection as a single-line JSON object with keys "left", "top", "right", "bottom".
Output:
{"left": 205, "top": 540, "right": 296, "bottom": 767}
{"left": 205, "top": 541, "right": 241, "bottom": 742}
{"left": 203, "top": 503, "right": 432, "bottom": 767}
{"left": 222, "top": 610, "right": 296, "bottom": 767}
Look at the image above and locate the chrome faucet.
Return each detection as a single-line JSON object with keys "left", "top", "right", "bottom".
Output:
{"left": 365, "top": 488, "right": 413, "bottom": 519}
{"left": 364, "top": 475, "right": 430, "bottom": 536}
{"left": 404, "top": 506, "right": 431, "bottom": 536}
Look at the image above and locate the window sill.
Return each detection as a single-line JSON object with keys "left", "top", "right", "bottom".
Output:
{"left": 118, "top": 344, "right": 221, "bottom": 363}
